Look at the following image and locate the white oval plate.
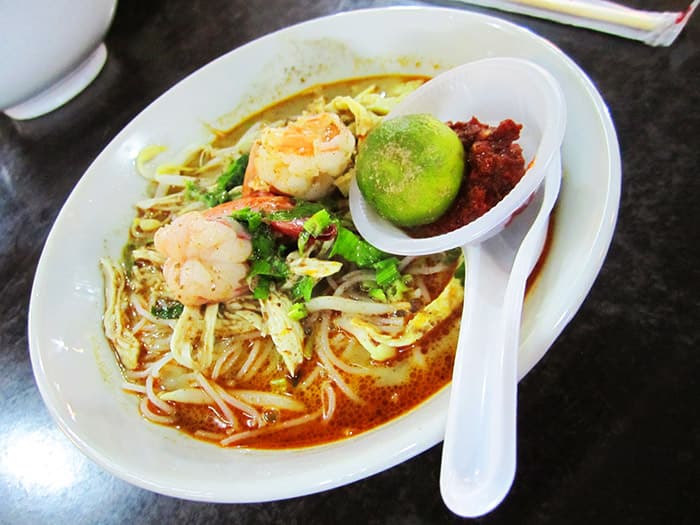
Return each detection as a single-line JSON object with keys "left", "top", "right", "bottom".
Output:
{"left": 29, "top": 6, "right": 620, "bottom": 502}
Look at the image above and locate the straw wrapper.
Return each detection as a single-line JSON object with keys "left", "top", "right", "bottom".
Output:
{"left": 453, "top": 0, "right": 698, "bottom": 46}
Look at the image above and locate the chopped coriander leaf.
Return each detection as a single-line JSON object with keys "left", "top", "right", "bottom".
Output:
{"left": 330, "top": 226, "right": 386, "bottom": 267}
{"left": 184, "top": 180, "right": 211, "bottom": 206}
{"left": 253, "top": 277, "right": 271, "bottom": 299}
{"left": 288, "top": 302, "right": 308, "bottom": 321}
{"left": 151, "top": 298, "right": 184, "bottom": 319}
{"left": 218, "top": 154, "right": 249, "bottom": 192}
{"left": 249, "top": 258, "right": 288, "bottom": 279}
{"left": 230, "top": 207, "right": 264, "bottom": 231}
{"left": 184, "top": 154, "right": 249, "bottom": 207}
{"left": 268, "top": 200, "right": 325, "bottom": 221}
{"left": 244, "top": 222, "right": 292, "bottom": 297}
{"left": 291, "top": 275, "right": 315, "bottom": 302}
{"left": 250, "top": 225, "right": 277, "bottom": 259}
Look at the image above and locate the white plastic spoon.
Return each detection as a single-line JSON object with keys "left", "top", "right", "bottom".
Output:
{"left": 349, "top": 58, "right": 566, "bottom": 517}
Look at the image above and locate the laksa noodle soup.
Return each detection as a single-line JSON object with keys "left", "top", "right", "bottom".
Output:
{"left": 101, "top": 75, "right": 527, "bottom": 449}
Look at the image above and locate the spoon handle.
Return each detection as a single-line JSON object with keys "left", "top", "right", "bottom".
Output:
{"left": 440, "top": 153, "right": 562, "bottom": 517}
{"left": 439, "top": 241, "right": 518, "bottom": 517}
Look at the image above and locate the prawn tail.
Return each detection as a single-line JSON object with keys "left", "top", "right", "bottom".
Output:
{"left": 203, "top": 194, "right": 295, "bottom": 219}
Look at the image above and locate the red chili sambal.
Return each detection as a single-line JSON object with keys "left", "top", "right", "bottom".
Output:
{"left": 408, "top": 117, "right": 526, "bottom": 238}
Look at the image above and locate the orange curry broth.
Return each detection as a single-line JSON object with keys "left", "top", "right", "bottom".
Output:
{"left": 146, "top": 269, "right": 460, "bottom": 449}
{"left": 167, "top": 310, "right": 459, "bottom": 449}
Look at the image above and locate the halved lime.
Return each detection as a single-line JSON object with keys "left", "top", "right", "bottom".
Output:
{"left": 356, "top": 114, "right": 464, "bottom": 227}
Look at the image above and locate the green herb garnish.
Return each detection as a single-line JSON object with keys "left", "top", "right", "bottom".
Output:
{"left": 329, "top": 226, "right": 386, "bottom": 267}
{"left": 291, "top": 275, "right": 315, "bottom": 302}
{"left": 249, "top": 258, "right": 288, "bottom": 280}
{"left": 230, "top": 207, "right": 264, "bottom": 231}
{"left": 303, "top": 209, "right": 332, "bottom": 236}
{"left": 368, "top": 287, "right": 388, "bottom": 302}
{"left": 185, "top": 154, "right": 249, "bottom": 207}
{"left": 241, "top": 222, "right": 290, "bottom": 300}
{"left": 288, "top": 302, "right": 308, "bottom": 321}
{"left": 373, "top": 257, "right": 401, "bottom": 287}
{"left": 267, "top": 200, "right": 325, "bottom": 221}
{"left": 151, "top": 298, "right": 184, "bottom": 319}
{"left": 252, "top": 277, "right": 271, "bottom": 300}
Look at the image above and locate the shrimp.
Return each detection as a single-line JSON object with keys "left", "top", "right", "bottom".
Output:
{"left": 154, "top": 212, "right": 252, "bottom": 306}
{"left": 243, "top": 112, "right": 355, "bottom": 200}
{"left": 203, "top": 195, "right": 294, "bottom": 217}
{"left": 209, "top": 195, "right": 342, "bottom": 242}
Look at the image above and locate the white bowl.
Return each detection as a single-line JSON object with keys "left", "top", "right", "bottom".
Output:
{"left": 0, "top": 0, "right": 117, "bottom": 119}
{"left": 29, "top": 6, "right": 620, "bottom": 502}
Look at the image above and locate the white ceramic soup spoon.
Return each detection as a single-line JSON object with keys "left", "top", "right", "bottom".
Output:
{"left": 349, "top": 57, "right": 566, "bottom": 517}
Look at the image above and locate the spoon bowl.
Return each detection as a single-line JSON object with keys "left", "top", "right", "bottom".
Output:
{"left": 349, "top": 57, "right": 566, "bottom": 516}
{"left": 349, "top": 57, "right": 566, "bottom": 254}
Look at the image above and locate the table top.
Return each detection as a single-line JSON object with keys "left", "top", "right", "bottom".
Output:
{"left": 2, "top": 1, "right": 698, "bottom": 523}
